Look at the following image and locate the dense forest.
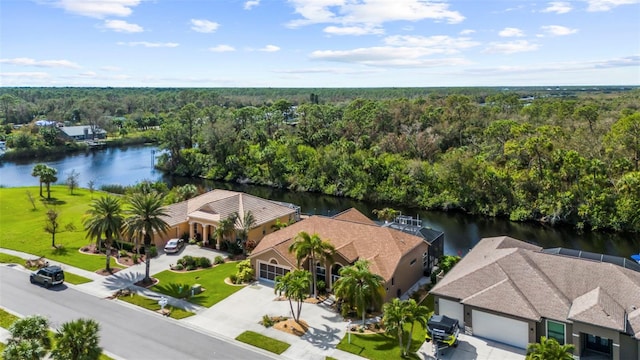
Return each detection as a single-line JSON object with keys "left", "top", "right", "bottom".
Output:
{"left": 1, "top": 87, "right": 639, "bottom": 233}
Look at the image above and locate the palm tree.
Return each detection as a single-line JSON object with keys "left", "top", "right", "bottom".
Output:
{"left": 31, "top": 164, "right": 47, "bottom": 197}
{"left": 236, "top": 210, "right": 256, "bottom": 255}
{"left": 83, "top": 196, "right": 123, "bottom": 273}
{"left": 383, "top": 298, "right": 409, "bottom": 356}
{"left": 288, "top": 231, "right": 335, "bottom": 298}
{"left": 124, "top": 192, "right": 170, "bottom": 284}
{"left": 51, "top": 319, "right": 101, "bottom": 360}
{"left": 403, "top": 299, "right": 430, "bottom": 355}
{"left": 372, "top": 207, "right": 399, "bottom": 223}
{"left": 40, "top": 166, "right": 58, "bottom": 200}
{"left": 2, "top": 315, "right": 51, "bottom": 360}
{"left": 215, "top": 213, "right": 238, "bottom": 249}
{"left": 274, "top": 270, "right": 311, "bottom": 323}
{"left": 526, "top": 336, "right": 575, "bottom": 360}
{"left": 333, "top": 259, "right": 385, "bottom": 326}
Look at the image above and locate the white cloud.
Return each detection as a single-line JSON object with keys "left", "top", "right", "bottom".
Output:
{"left": 0, "top": 72, "right": 51, "bottom": 79}
{"left": 287, "top": 0, "right": 464, "bottom": 29}
{"left": 259, "top": 45, "right": 281, "bottom": 52}
{"left": 273, "top": 67, "right": 384, "bottom": 75}
{"left": 100, "top": 65, "right": 121, "bottom": 71}
{"left": 583, "top": 0, "right": 640, "bottom": 11}
{"left": 324, "top": 25, "right": 384, "bottom": 36}
{"left": 43, "top": 0, "right": 142, "bottom": 19}
{"left": 117, "top": 41, "right": 179, "bottom": 48}
{"left": 459, "top": 29, "right": 475, "bottom": 35}
{"left": 310, "top": 46, "right": 470, "bottom": 67}
{"left": 483, "top": 40, "right": 539, "bottom": 54}
{"left": 465, "top": 55, "right": 640, "bottom": 75}
{"left": 499, "top": 27, "right": 525, "bottom": 37}
{"left": 383, "top": 35, "right": 480, "bottom": 53}
{"left": 244, "top": 0, "right": 260, "bottom": 10}
{"left": 541, "top": 25, "right": 578, "bottom": 36}
{"left": 209, "top": 45, "right": 236, "bottom": 52}
{"left": 104, "top": 19, "right": 143, "bottom": 33}
{"left": 541, "top": 2, "right": 573, "bottom": 13}
{"left": 190, "top": 19, "right": 220, "bottom": 33}
{"left": 0, "top": 57, "right": 81, "bottom": 69}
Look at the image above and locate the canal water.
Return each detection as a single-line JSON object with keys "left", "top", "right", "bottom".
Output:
{"left": 1, "top": 145, "right": 638, "bottom": 258}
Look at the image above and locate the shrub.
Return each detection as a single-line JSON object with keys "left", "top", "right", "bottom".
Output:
{"left": 261, "top": 315, "right": 274, "bottom": 328}
{"left": 317, "top": 280, "right": 326, "bottom": 293}
{"left": 178, "top": 255, "right": 195, "bottom": 267}
{"left": 197, "top": 257, "right": 212, "bottom": 268}
{"left": 229, "top": 274, "right": 238, "bottom": 284}
{"left": 132, "top": 254, "right": 139, "bottom": 264}
{"left": 186, "top": 265, "right": 196, "bottom": 271}
{"left": 223, "top": 240, "right": 243, "bottom": 255}
{"left": 245, "top": 239, "right": 257, "bottom": 252}
{"left": 100, "top": 184, "right": 127, "bottom": 194}
{"left": 196, "top": 241, "right": 202, "bottom": 247}
{"left": 119, "top": 250, "right": 128, "bottom": 257}
{"left": 214, "top": 256, "right": 225, "bottom": 265}
{"left": 173, "top": 264, "right": 184, "bottom": 271}
{"left": 188, "top": 238, "right": 197, "bottom": 245}
{"left": 149, "top": 246, "right": 158, "bottom": 258}
{"left": 235, "top": 259, "right": 254, "bottom": 283}
{"left": 114, "top": 240, "right": 135, "bottom": 252}
{"left": 181, "top": 232, "right": 190, "bottom": 241}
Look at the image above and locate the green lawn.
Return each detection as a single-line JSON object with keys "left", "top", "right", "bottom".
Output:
{"left": 63, "top": 272, "right": 92, "bottom": 285}
{"left": 151, "top": 262, "right": 243, "bottom": 307}
{"left": 0, "top": 186, "right": 123, "bottom": 272}
{"left": 337, "top": 321, "right": 427, "bottom": 360}
{"left": 235, "top": 331, "right": 290, "bottom": 354}
{"left": 116, "top": 294, "right": 195, "bottom": 319}
{"left": 0, "top": 253, "right": 32, "bottom": 268}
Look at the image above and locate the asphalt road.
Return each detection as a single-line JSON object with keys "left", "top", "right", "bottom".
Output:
{"left": 0, "top": 266, "right": 276, "bottom": 360}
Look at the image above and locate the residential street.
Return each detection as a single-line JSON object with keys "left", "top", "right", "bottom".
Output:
{"left": 0, "top": 265, "right": 276, "bottom": 360}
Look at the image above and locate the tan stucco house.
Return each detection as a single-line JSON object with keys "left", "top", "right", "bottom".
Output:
{"left": 157, "top": 189, "right": 300, "bottom": 249}
{"left": 430, "top": 236, "right": 640, "bottom": 359}
{"left": 249, "top": 208, "right": 436, "bottom": 301}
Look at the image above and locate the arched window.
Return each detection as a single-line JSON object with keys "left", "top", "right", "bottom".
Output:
{"left": 316, "top": 262, "right": 326, "bottom": 282}
{"left": 331, "top": 264, "right": 343, "bottom": 285}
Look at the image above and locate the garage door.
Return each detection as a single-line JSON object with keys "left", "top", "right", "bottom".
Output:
{"left": 472, "top": 310, "right": 529, "bottom": 349}
{"left": 438, "top": 298, "right": 464, "bottom": 328}
{"left": 258, "top": 261, "right": 289, "bottom": 281}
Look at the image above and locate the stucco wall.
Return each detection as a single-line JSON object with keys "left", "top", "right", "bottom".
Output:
{"left": 385, "top": 241, "right": 429, "bottom": 300}
{"left": 572, "top": 322, "right": 621, "bottom": 360}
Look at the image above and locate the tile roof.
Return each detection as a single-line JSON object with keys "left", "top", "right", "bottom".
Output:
{"left": 162, "top": 189, "right": 296, "bottom": 229}
{"left": 250, "top": 208, "right": 426, "bottom": 281}
{"left": 430, "top": 236, "right": 640, "bottom": 338}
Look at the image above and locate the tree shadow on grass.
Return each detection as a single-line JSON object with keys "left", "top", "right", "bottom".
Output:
{"left": 152, "top": 282, "right": 208, "bottom": 307}
{"left": 42, "top": 198, "right": 66, "bottom": 206}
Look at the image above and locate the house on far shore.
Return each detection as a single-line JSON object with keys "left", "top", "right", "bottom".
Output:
{"left": 430, "top": 236, "right": 640, "bottom": 359}
{"left": 59, "top": 125, "right": 107, "bottom": 141}
{"left": 249, "top": 208, "right": 443, "bottom": 301}
{"left": 157, "top": 189, "right": 300, "bottom": 249}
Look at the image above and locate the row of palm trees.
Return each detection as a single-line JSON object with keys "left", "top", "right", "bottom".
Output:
{"left": 83, "top": 192, "right": 170, "bottom": 284}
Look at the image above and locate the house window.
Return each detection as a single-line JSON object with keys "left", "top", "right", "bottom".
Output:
{"left": 316, "top": 262, "right": 326, "bottom": 282}
{"left": 546, "top": 320, "right": 565, "bottom": 345}
{"left": 423, "top": 252, "right": 429, "bottom": 268}
{"left": 391, "top": 277, "right": 394, "bottom": 285}
{"left": 410, "top": 259, "right": 416, "bottom": 266}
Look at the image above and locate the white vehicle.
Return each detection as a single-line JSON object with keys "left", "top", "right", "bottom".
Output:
{"left": 164, "top": 238, "right": 185, "bottom": 254}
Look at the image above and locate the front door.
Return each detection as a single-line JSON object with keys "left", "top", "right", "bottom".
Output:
{"left": 585, "top": 334, "right": 612, "bottom": 355}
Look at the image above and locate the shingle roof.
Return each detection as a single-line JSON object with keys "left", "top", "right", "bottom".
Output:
{"left": 59, "top": 126, "right": 106, "bottom": 137}
{"left": 430, "top": 236, "right": 640, "bottom": 337}
{"left": 250, "top": 208, "right": 426, "bottom": 281}
{"left": 162, "top": 189, "right": 296, "bottom": 229}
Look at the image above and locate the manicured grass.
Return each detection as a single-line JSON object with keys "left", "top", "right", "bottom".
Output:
{"left": 337, "top": 322, "right": 426, "bottom": 360}
{"left": 63, "top": 272, "right": 92, "bottom": 285}
{"left": 0, "top": 253, "right": 31, "bottom": 268}
{"left": 116, "top": 293, "right": 195, "bottom": 319}
{"left": 236, "top": 331, "right": 290, "bottom": 355}
{"left": 151, "top": 262, "right": 243, "bottom": 307}
{"left": 0, "top": 308, "right": 20, "bottom": 329}
{"left": 0, "top": 186, "right": 123, "bottom": 272}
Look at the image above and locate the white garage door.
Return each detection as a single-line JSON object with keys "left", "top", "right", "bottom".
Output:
{"left": 258, "top": 261, "right": 289, "bottom": 281}
{"left": 472, "top": 310, "right": 529, "bottom": 349}
{"left": 438, "top": 298, "right": 464, "bottom": 328}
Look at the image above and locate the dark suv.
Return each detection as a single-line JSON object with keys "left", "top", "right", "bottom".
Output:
{"left": 30, "top": 266, "right": 65, "bottom": 288}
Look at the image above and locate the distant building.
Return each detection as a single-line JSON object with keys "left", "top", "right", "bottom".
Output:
{"left": 59, "top": 126, "right": 106, "bottom": 141}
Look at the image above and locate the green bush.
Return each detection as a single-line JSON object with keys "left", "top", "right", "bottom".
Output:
{"left": 132, "top": 254, "right": 139, "bottom": 264}
{"left": 229, "top": 274, "right": 238, "bottom": 284}
{"left": 178, "top": 255, "right": 195, "bottom": 267}
{"left": 188, "top": 238, "right": 197, "bottom": 245}
{"left": 181, "top": 232, "right": 190, "bottom": 241}
{"left": 261, "top": 314, "right": 274, "bottom": 328}
{"left": 149, "top": 246, "right": 158, "bottom": 258}
{"left": 173, "top": 264, "right": 184, "bottom": 271}
{"left": 235, "top": 259, "right": 254, "bottom": 283}
{"left": 114, "top": 240, "right": 135, "bottom": 252}
{"left": 214, "top": 255, "right": 225, "bottom": 265}
{"left": 223, "top": 240, "right": 243, "bottom": 255}
{"left": 186, "top": 265, "right": 196, "bottom": 271}
{"left": 197, "top": 257, "right": 212, "bottom": 268}
{"left": 119, "top": 250, "right": 128, "bottom": 257}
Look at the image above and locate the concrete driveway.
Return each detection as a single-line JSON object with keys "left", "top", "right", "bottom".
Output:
{"left": 182, "top": 280, "right": 361, "bottom": 360}
{"left": 418, "top": 334, "right": 526, "bottom": 360}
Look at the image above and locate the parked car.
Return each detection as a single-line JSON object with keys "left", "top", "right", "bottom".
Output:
{"left": 30, "top": 266, "right": 65, "bottom": 288}
{"left": 164, "top": 238, "right": 185, "bottom": 254}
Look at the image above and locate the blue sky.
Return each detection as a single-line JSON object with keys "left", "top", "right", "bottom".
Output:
{"left": 1, "top": 0, "right": 639, "bottom": 87}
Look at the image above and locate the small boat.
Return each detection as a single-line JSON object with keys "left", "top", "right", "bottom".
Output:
{"left": 631, "top": 254, "right": 640, "bottom": 264}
